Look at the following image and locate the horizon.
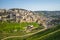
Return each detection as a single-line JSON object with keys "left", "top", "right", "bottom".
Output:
{"left": 0, "top": 8, "right": 60, "bottom": 11}
{"left": 0, "top": 0, "right": 60, "bottom": 11}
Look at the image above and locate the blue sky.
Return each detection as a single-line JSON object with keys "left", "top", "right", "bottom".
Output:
{"left": 0, "top": 0, "right": 60, "bottom": 11}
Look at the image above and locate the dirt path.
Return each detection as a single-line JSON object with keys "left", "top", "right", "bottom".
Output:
{"left": 38, "top": 29, "right": 60, "bottom": 40}
{"left": 1, "top": 28, "right": 47, "bottom": 40}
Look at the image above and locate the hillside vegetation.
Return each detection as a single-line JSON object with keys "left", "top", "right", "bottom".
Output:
{"left": 0, "top": 22, "right": 44, "bottom": 40}
{"left": 26, "top": 25, "right": 60, "bottom": 40}
{"left": 5, "top": 25, "right": 60, "bottom": 40}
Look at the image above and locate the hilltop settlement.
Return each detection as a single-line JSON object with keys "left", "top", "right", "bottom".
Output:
{"left": 0, "top": 8, "right": 60, "bottom": 28}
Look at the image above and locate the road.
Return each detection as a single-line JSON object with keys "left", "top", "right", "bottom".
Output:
{"left": 38, "top": 29, "right": 60, "bottom": 40}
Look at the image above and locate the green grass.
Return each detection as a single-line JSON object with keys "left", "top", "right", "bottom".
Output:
{"left": 5, "top": 30, "right": 60, "bottom": 40}
{"left": 0, "top": 22, "right": 40, "bottom": 33}
{"left": 0, "top": 21, "right": 43, "bottom": 40}
{"left": 25, "top": 25, "right": 60, "bottom": 40}
{"left": 3, "top": 25, "right": 60, "bottom": 40}
{"left": 39, "top": 30, "right": 60, "bottom": 40}
{"left": 0, "top": 21, "right": 60, "bottom": 40}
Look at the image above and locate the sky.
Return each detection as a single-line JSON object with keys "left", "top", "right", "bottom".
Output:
{"left": 0, "top": 0, "right": 60, "bottom": 11}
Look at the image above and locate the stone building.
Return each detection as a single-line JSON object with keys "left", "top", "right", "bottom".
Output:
{"left": 25, "top": 25, "right": 34, "bottom": 32}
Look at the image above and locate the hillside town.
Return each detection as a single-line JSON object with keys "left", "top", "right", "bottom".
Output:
{"left": 0, "top": 8, "right": 60, "bottom": 28}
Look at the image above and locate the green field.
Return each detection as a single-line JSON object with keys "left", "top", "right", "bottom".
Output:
{"left": 0, "top": 22, "right": 44, "bottom": 40}
{"left": 0, "top": 22, "right": 41, "bottom": 32}
{"left": 2, "top": 25, "right": 60, "bottom": 40}
{"left": 26, "top": 25, "right": 60, "bottom": 40}
{"left": 0, "top": 21, "right": 60, "bottom": 40}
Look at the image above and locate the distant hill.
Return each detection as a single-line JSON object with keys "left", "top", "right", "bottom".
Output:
{"left": 34, "top": 11, "right": 60, "bottom": 18}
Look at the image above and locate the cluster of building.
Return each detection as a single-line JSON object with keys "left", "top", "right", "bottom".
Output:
{"left": 0, "top": 8, "right": 60, "bottom": 29}
{"left": 0, "top": 8, "right": 41, "bottom": 23}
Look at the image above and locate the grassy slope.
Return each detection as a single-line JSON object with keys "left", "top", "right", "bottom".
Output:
{"left": 38, "top": 30, "right": 60, "bottom": 40}
{"left": 0, "top": 22, "right": 40, "bottom": 32}
{"left": 4, "top": 25, "right": 60, "bottom": 40}
{"left": 0, "top": 22, "right": 60, "bottom": 40}
{"left": 0, "top": 22, "right": 43, "bottom": 40}
{"left": 26, "top": 25, "right": 60, "bottom": 40}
